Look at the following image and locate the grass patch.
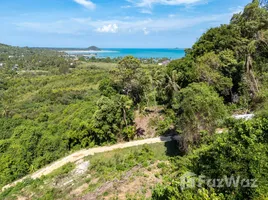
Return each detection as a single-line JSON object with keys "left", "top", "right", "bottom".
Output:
{"left": 87, "top": 142, "right": 175, "bottom": 181}
{"left": 0, "top": 142, "right": 179, "bottom": 200}
{"left": 46, "top": 162, "right": 75, "bottom": 179}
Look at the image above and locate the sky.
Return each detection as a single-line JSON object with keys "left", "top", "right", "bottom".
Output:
{"left": 0, "top": 0, "right": 252, "bottom": 48}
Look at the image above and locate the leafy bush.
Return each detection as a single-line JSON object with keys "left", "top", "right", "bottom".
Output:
{"left": 152, "top": 117, "right": 268, "bottom": 200}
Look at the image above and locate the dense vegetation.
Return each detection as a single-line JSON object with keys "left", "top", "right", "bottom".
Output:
{"left": 152, "top": 118, "right": 268, "bottom": 200}
{"left": 0, "top": 43, "right": 167, "bottom": 188}
{"left": 151, "top": 1, "right": 268, "bottom": 199}
{"left": 0, "top": 0, "right": 268, "bottom": 199}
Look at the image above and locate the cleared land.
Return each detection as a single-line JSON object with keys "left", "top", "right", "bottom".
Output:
{"left": 1, "top": 140, "right": 180, "bottom": 200}
{"left": 2, "top": 136, "right": 179, "bottom": 191}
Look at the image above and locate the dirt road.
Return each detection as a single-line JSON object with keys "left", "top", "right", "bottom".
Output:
{"left": 2, "top": 136, "right": 179, "bottom": 191}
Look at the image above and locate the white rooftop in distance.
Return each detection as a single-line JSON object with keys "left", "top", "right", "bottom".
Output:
{"left": 233, "top": 114, "right": 254, "bottom": 120}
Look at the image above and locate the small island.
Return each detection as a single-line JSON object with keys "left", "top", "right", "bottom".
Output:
{"left": 87, "top": 46, "right": 101, "bottom": 51}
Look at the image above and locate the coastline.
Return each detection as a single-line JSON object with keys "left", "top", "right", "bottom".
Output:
{"left": 63, "top": 48, "right": 185, "bottom": 59}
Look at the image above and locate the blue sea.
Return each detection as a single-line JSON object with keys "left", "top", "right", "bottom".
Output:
{"left": 64, "top": 48, "right": 185, "bottom": 59}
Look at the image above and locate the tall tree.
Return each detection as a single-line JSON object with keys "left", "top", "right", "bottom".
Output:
{"left": 114, "top": 56, "right": 145, "bottom": 104}
{"left": 172, "top": 83, "right": 226, "bottom": 151}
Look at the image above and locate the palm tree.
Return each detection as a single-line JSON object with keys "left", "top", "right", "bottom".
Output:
{"left": 145, "top": 68, "right": 165, "bottom": 107}
{"left": 1, "top": 104, "right": 10, "bottom": 118}
{"left": 165, "top": 70, "right": 180, "bottom": 99}
{"left": 116, "top": 95, "right": 133, "bottom": 126}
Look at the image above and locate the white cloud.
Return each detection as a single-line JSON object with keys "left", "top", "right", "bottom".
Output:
{"left": 16, "top": 21, "right": 86, "bottom": 35}
{"left": 73, "top": 0, "right": 96, "bottom": 10}
{"left": 229, "top": 6, "right": 243, "bottom": 14}
{"left": 124, "top": 16, "right": 132, "bottom": 20}
{"left": 128, "top": 0, "right": 204, "bottom": 8}
{"left": 121, "top": 5, "right": 132, "bottom": 8}
{"left": 143, "top": 27, "right": 150, "bottom": 35}
{"left": 71, "top": 17, "right": 91, "bottom": 23}
{"left": 16, "top": 11, "right": 235, "bottom": 35}
{"left": 96, "top": 24, "right": 119, "bottom": 33}
{"left": 140, "top": 9, "right": 153, "bottom": 14}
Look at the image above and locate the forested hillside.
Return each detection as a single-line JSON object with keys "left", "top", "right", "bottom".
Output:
{"left": 0, "top": 46, "right": 103, "bottom": 187}
{"left": 0, "top": 0, "right": 268, "bottom": 199}
{"left": 152, "top": 1, "right": 268, "bottom": 199}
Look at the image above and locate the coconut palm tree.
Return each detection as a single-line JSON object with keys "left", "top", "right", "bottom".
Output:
{"left": 165, "top": 70, "right": 180, "bottom": 100}
{"left": 116, "top": 95, "right": 133, "bottom": 126}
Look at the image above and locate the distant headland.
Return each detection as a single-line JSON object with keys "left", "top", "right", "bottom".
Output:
{"left": 87, "top": 46, "right": 101, "bottom": 51}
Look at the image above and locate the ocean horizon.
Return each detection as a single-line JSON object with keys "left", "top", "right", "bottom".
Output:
{"left": 64, "top": 48, "right": 185, "bottom": 59}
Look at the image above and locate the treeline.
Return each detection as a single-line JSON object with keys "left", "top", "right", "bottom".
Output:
{"left": 0, "top": 44, "right": 71, "bottom": 73}
{"left": 79, "top": 55, "right": 170, "bottom": 64}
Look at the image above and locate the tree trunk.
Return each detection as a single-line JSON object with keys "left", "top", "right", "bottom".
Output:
{"left": 123, "top": 108, "right": 127, "bottom": 126}
{"left": 245, "top": 54, "right": 259, "bottom": 96}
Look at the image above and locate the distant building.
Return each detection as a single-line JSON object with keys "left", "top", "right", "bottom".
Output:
{"left": 162, "top": 60, "right": 171, "bottom": 65}
{"left": 158, "top": 60, "right": 171, "bottom": 66}
{"left": 233, "top": 114, "right": 254, "bottom": 120}
{"left": 12, "top": 64, "right": 19, "bottom": 71}
{"left": 8, "top": 55, "right": 14, "bottom": 58}
{"left": 87, "top": 54, "right": 97, "bottom": 58}
{"left": 73, "top": 56, "right": 79, "bottom": 61}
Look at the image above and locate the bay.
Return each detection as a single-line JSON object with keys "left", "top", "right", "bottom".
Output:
{"left": 64, "top": 48, "right": 185, "bottom": 59}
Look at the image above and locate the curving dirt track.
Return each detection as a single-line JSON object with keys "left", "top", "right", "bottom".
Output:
{"left": 2, "top": 136, "right": 179, "bottom": 191}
